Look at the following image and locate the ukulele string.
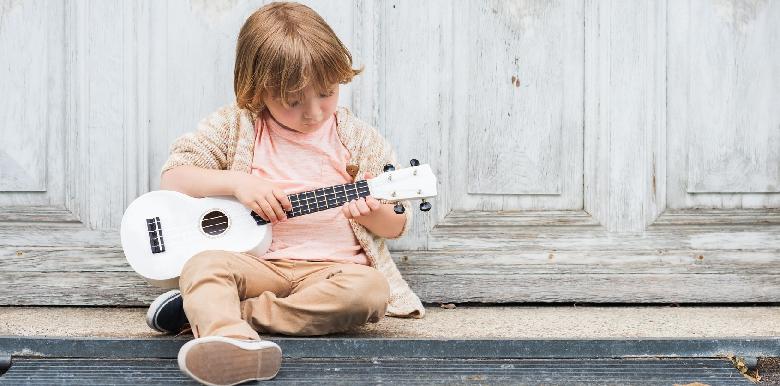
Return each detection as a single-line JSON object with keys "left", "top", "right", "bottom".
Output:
{"left": 148, "top": 191, "right": 371, "bottom": 241}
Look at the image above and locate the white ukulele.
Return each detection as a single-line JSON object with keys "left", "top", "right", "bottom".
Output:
{"left": 120, "top": 161, "right": 437, "bottom": 288}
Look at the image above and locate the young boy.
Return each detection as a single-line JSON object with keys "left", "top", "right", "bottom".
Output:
{"left": 146, "top": 2, "right": 425, "bottom": 385}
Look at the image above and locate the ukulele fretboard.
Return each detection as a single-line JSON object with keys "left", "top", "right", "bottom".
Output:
{"left": 250, "top": 180, "right": 371, "bottom": 225}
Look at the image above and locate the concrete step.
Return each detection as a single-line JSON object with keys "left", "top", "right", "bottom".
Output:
{"left": 1, "top": 305, "right": 779, "bottom": 339}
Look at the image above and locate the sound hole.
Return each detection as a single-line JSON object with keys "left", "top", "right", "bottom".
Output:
{"left": 201, "top": 210, "right": 229, "bottom": 236}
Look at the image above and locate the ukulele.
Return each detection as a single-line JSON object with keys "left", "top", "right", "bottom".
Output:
{"left": 120, "top": 161, "right": 437, "bottom": 288}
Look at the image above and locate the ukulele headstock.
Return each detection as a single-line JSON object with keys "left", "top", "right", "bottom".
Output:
{"left": 366, "top": 159, "right": 437, "bottom": 213}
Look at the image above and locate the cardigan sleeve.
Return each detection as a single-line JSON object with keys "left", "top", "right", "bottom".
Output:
{"left": 159, "top": 107, "right": 233, "bottom": 176}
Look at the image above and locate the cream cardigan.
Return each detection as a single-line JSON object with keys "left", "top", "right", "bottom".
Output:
{"left": 160, "top": 103, "right": 426, "bottom": 318}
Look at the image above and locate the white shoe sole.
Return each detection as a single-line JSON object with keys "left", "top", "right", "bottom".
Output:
{"left": 145, "top": 289, "right": 182, "bottom": 333}
{"left": 178, "top": 336, "right": 282, "bottom": 385}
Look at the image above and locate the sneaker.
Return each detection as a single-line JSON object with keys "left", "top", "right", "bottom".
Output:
{"left": 146, "top": 289, "right": 188, "bottom": 334}
{"left": 178, "top": 336, "right": 282, "bottom": 385}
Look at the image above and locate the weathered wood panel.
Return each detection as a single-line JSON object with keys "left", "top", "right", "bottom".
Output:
{"left": 449, "top": 1, "right": 584, "bottom": 213}
{"left": 465, "top": 1, "right": 581, "bottom": 197}
{"left": 1, "top": 1, "right": 779, "bottom": 307}
{"left": 6, "top": 271, "right": 780, "bottom": 305}
{"left": 670, "top": 0, "right": 780, "bottom": 194}
{"left": 368, "top": 0, "right": 452, "bottom": 250}
{"left": 0, "top": 1, "right": 66, "bottom": 203}
{"left": 0, "top": 0, "right": 52, "bottom": 193}
{"left": 584, "top": 0, "right": 667, "bottom": 232}
{"left": 4, "top": 247, "right": 780, "bottom": 274}
{"left": 2, "top": 248, "right": 780, "bottom": 305}
{"left": 429, "top": 225, "right": 780, "bottom": 251}
{"left": 668, "top": 0, "right": 780, "bottom": 208}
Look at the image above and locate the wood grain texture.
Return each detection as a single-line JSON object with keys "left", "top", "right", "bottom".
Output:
{"left": 450, "top": 1, "right": 584, "bottom": 213}
{"left": 367, "top": 0, "right": 452, "bottom": 250}
{"left": 437, "top": 210, "right": 600, "bottom": 227}
{"left": 668, "top": 0, "right": 780, "bottom": 208}
{"left": 466, "top": 1, "right": 581, "bottom": 197}
{"left": 0, "top": 206, "right": 80, "bottom": 223}
{"left": 586, "top": 0, "right": 667, "bottom": 232}
{"left": 429, "top": 224, "right": 780, "bottom": 251}
{"left": 0, "top": 1, "right": 66, "bottom": 201}
{"left": 1, "top": 1, "right": 780, "bottom": 306}
{"left": 0, "top": 0, "right": 50, "bottom": 193}
{"left": 2, "top": 247, "right": 779, "bottom": 305}
{"left": 672, "top": 0, "right": 779, "bottom": 194}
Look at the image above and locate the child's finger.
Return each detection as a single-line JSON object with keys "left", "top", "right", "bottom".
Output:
{"left": 356, "top": 197, "right": 371, "bottom": 215}
{"left": 272, "top": 188, "right": 293, "bottom": 211}
{"left": 348, "top": 200, "right": 361, "bottom": 217}
{"left": 365, "top": 196, "right": 382, "bottom": 210}
{"left": 341, "top": 203, "right": 353, "bottom": 218}
{"left": 364, "top": 172, "right": 374, "bottom": 179}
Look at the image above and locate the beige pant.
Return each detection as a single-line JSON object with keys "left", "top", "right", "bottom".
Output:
{"left": 178, "top": 250, "right": 390, "bottom": 339}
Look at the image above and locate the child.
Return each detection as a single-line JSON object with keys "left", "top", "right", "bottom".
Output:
{"left": 146, "top": 2, "right": 425, "bottom": 385}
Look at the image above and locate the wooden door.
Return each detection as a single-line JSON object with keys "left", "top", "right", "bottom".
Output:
{"left": 1, "top": 0, "right": 778, "bottom": 306}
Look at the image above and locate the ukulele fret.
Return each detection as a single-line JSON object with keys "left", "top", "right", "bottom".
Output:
{"left": 250, "top": 181, "right": 372, "bottom": 225}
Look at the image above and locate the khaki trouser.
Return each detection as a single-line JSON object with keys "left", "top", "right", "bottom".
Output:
{"left": 178, "top": 250, "right": 390, "bottom": 339}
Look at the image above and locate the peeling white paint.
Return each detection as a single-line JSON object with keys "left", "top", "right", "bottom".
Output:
{"left": 189, "top": 0, "right": 239, "bottom": 28}
{"left": 0, "top": 0, "right": 22, "bottom": 32}
{"left": 712, "top": 0, "right": 769, "bottom": 32}
{"left": 487, "top": 0, "right": 558, "bottom": 37}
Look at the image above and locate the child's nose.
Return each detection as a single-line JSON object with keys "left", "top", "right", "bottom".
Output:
{"left": 304, "top": 105, "right": 322, "bottom": 121}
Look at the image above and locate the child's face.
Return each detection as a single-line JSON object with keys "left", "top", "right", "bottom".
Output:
{"left": 263, "top": 83, "right": 340, "bottom": 134}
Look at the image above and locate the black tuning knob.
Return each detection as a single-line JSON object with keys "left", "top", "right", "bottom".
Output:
{"left": 393, "top": 203, "right": 405, "bottom": 214}
{"left": 383, "top": 164, "right": 396, "bottom": 172}
{"left": 410, "top": 158, "right": 420, "bottom": 166}
{"left": 419, "top": 199, "right": 432, "bottom": 212}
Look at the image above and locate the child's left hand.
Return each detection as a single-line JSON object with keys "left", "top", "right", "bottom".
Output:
{"left": 342, "top": 172, "right": 383, "bottom": 219}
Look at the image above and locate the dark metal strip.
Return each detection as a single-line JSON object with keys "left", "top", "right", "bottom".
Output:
{"left": 1, "top": 336, "right": 779, "bottom": 360}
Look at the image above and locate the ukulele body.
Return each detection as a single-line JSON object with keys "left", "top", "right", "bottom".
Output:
{"left": 120, "top": 190, "right": 272, "bottom": 288}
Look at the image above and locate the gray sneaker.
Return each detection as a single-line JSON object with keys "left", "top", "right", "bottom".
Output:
{"left": 177, "top": 336, "right": 282, "bottom": 385}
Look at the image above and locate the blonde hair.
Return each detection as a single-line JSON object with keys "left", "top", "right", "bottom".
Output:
{"left": 234, "top": 2, "right": 363, "bottom": 116}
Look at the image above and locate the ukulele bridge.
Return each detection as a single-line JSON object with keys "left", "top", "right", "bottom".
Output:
{"left": 146, "top": 217, "right": 165, "bottom": 254}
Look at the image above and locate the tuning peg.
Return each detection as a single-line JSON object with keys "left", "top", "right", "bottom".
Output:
{"left": 383, "top": 163, "right": 396, "bottom": 172}
{"left": 393, "top": 203, "right": 405, "bottom": 214}
{"left": 419, "top": 199, "right": 431, "bottom": 212}
{"left": 410, "top": 158, "right": 420, "bottom": 166}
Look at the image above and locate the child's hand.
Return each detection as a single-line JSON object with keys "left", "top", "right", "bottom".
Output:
{"left": 232, "top": 173, "right": 293, "bottom": 224}
{"left": 342, "top": 172, "right": 382, "bottom": 219}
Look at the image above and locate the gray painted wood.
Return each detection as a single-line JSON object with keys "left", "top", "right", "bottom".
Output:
{"left": 670, "top": 0, "right": 780, "bottom": 195}
{"left": 667, "top": 0, "right": 780, "bottom": 212}
{"left": 0, "top": 0, "right": 779, "bottom": 306}
{"left": 2, "top": 228, "right": 779, "bottom": 304}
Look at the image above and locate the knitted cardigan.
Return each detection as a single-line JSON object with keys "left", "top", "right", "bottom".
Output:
{"left": 160, "top": 102, "right": 426, "bottom": 319}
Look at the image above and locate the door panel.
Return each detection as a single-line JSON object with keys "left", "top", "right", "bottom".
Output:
{"left": 1, "top": 0, "right": 778, "bottom": 306}
{"left": 466, "top": 1, "right": 581, "bottom": 198}
{"left": 0, "top": 1, "right": 61, "bottom": 198}
{"left": 668, "top": 0, "right": 780, "bottom": 207}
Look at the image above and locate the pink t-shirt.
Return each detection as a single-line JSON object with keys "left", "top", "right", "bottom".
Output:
{"left": 247, "top": 109, "right": 369, "bottom": 266}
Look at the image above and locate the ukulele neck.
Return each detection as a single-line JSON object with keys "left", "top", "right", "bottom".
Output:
{"left": 250, "top": 180, "right": 371, "bottom": 225}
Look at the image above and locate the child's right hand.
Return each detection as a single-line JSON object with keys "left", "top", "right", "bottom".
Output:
{"left": 232, "top": 173, "right": 293, "bottom": 224}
